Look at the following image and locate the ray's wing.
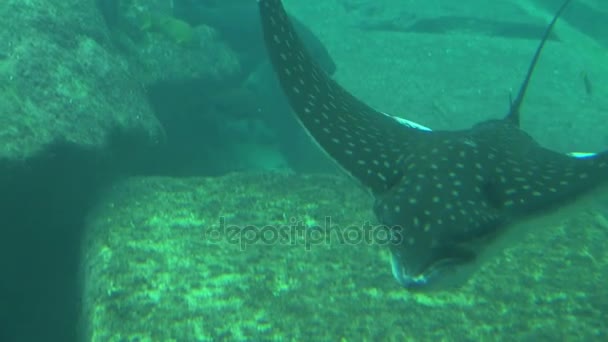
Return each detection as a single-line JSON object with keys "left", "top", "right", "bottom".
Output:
{"left": 465, "top": 121, "right": 608, "bottom": 215}
{"left": 492, "top": 146, "right": 608, "bottom": 213}
{"left": 258, "top": 0, "right": 427, "bottom": 195}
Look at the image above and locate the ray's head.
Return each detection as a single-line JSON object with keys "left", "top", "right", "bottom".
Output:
{"left": 373, "top": 135, "right": 506, "bottom": 290}
{"left": 384, "top": 219, "right": 494, "bottom": 291}
{"left": 387, "top": 238, "right": 478, "bottom": 290}
{"left": 378, "top": 218, "right": 483, "bottom": 291}
{"left": 374, "top": 127, "right": 608, "bottom": 290}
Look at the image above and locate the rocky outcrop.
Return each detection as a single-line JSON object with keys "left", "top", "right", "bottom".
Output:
{"left": 0, "top": 1, "right": 242, "bottom": 341}
{"left": 81, "top": 172, "right": 608, "bottom": 341}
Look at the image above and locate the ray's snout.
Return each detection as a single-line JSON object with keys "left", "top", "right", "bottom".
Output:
{"left": 386, "top": 224, "right": 479, "bottom": 290}
{"left": 390, "top": 250, "right": 430, "bottom": 289}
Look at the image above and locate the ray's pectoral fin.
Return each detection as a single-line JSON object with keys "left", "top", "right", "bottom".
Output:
{"left": 258, "top": 0, "right": 428, "bottom": 195}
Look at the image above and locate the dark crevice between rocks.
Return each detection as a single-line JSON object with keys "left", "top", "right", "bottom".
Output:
{"left": 0, "top": 129, "right": 161, "bottom": 342}
{"left": 144, "top": 79, "right": 261, "bottom": 177}
{"left": 145, "top": 76, "right": 339, "bottom": 176}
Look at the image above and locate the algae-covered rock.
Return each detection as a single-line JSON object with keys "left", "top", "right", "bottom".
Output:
{"left": 0, "top": 0, "right": 164, "bottom": 161}
{"left": 82, "top": 172, "right": 608, "bottom": 341}
{"left": 119, "top": 0, "right": 242, "bottom": 85}
{"left": 147, "top": 14, "right": 194, "bottom": 44}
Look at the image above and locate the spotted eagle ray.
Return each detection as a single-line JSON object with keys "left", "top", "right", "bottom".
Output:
{"left": 258, "top": 0, "right": 608, "bottom": 289}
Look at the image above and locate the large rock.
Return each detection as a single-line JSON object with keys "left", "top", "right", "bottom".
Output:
{"left": 0, "top": 1, "right": 242, "bottom": 341}
{"left": 0, "top": 0, "right": 164, "bottom": 161}
{"left": 82, "top": 172, "right": 608, "bottom": 341}
{"left": 172, "top": 0, "right": 336, "bottom": 76}
{"left": 0, "top": 0, "right": 243, "bottom": 162}
{"left": 117, "top": 0, "right": 243, "bottom": 85}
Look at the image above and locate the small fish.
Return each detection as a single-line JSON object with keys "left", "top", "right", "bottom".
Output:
{"left": 258, "top": 0, "right": 607, "bottom": 290}
{"left": 581, "top": 71, "right": 593, "bottom": 95}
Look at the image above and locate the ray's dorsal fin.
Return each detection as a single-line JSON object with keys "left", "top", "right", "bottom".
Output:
{"left": 258, "top": 0, "right": 427, "bottom": 195}
{"left": 506, "top": 0, "right": 573, "bottom": 126}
